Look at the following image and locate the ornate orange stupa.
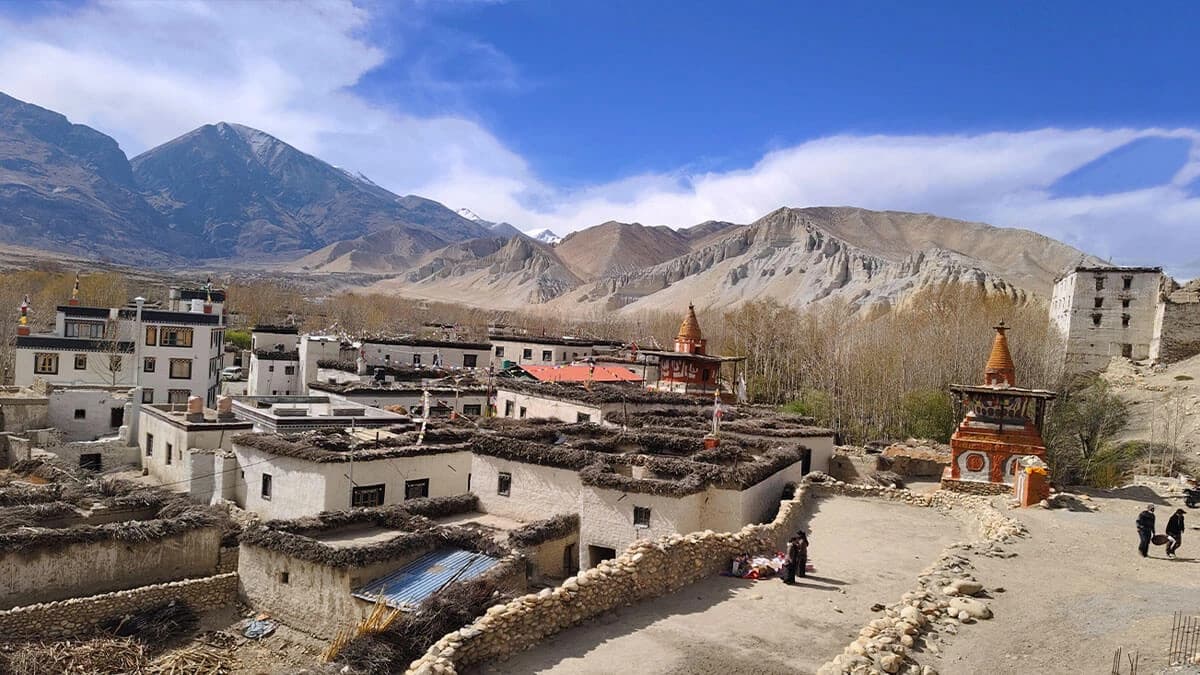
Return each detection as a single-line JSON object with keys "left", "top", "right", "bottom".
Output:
{"left": 674, "top": 303, "right": 707, "bottom": 355}
{"left": 943, "top": 322, "right": 1056, "bottom": 490}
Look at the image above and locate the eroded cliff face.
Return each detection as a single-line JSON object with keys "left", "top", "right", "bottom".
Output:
{"left": 571, "top": 209, "right": 1026, "bottom": 313}
{"left": 404, "top": 236, "right": 582, "bottom": 304}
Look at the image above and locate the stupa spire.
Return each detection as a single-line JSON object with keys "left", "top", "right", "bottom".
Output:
{"left": 984, "top": 321, "right": 1016, "bottom": 386}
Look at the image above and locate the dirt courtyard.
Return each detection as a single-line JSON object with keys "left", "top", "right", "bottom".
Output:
{"left": 478, "top": 497, "right": 968, "bottom": 675}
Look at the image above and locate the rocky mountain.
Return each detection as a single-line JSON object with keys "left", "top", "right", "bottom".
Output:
{"left": 554, "top": 221, "right": 694, "bottom": 281}
{"left": 377, "top": 235, "right": 581, "bottom": 305}
{"left": 0, "top": 92, "right": 186, "bottom": 261}
{"left": 0, "top": 92, "right": 490, "bottom": 263}
{"left": 525, "top": 228, "right": 562, "bottom": 245}
{"left": 132, "top": 123, "right": 488, "bottom": 259}
{"left": 375, "top": 207, "right": 1100, "bottom": 313}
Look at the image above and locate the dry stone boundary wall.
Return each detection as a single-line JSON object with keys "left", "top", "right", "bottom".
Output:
{"left": 404, "top": 477, "right": 1017, "bottom": 675}
{"left": 0, "top": 573, "right": 238, "bottom": 641}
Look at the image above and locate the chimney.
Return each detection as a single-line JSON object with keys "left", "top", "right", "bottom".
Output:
{"left": 216, "top": 395, "right": 235, "bottom": 420}
{"left": 17, "top": 295, "right": 31, "bottom": 336}
{"left": 68, "top": 273, "right": 80, "bottom": 306}
{"left": 185, "top": 395, "right": 204, "bottom": 422}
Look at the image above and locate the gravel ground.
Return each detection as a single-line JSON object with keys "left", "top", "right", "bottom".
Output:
{"left": 478, "top": 497, "right": 966, "bottom": 675}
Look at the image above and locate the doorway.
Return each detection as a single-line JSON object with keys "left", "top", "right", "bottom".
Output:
{"left": 800, "top": 447, "right": 812, "bottom": 475}
{"left": 563, "top": 543, "right": 579, "bottom": 576}
{"left": 588, "top": 545, "right": 616, "bottom": 568}
{"left": 79, "top": 453, "right": 102, "bottom": 472}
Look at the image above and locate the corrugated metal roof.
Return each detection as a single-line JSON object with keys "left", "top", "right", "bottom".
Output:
{"left": 352, "top": 548, "right": 502, "bottom": 610}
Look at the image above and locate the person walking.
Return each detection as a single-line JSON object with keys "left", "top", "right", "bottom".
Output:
{"left": 1166, "top": 508, "right": 1186, "bottom": 559}
{"left": 1136, "top": 504, "right": 1156, "bottom": 557}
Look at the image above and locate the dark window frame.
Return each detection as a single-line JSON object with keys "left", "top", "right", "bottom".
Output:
{"left": 73, "top": 408, "right": 86, "bottom": 420}
{"left": 353, "top": 483, "right": 387, "bottom": 507}
{"left": 169, "top": 358, "right": 193, "bottom": 380}
{"left": 463, "top": 354, "right": 478, "bottom": 368}
{"left": 261, "top": 473, "right": 273, "bottom": 500}
{"left": 34, "top": 352, "right": 59, "bottom": 375}
{"left": 404, "top": 479, "right": 430, "bottom": 500}
{"left": 634, "top": 506, "right": 651, "bottom": 528}
{"left": 145, "top": 432, "right": 154, "bottom": 457}
{"left": 498, "top": 472, "right": 512, "bottom": 497}
{"left": 160, "top": 326, "right": 194, "bottom": 347}
{"left": 73, "top": 353, "right": 87, "bottom": 370}
{"left": 144, "top": 357, "right": 156, "bottom": 373}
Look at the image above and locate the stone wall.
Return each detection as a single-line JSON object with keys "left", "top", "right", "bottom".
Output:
{"left": 0, "top": 573, "right": 237, "bottom": 641}
{"left": 44, "top": 438, "right": 138, "bottom": 473}
{"left": 217, "top": 546, "right": 239, "bottom": 574}
{"left": 404, "top": 477, "right": 1020, "bottom": 675}
{"left": 1155, "top": 297, "right": 1200, "bottom": 364}
{"left": 1, "top": 526, "right": 221, "bottom": 609}
{"left": 938, "top": 478, "right": 1013, "bottom": 496}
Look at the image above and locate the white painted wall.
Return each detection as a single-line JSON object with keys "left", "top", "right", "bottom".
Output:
{"left": 489, "top": 339, "right": 595, "bottom": 367}
{"left": 247, "top": 355, "right": 301, "bottom": 396}
{"left": 46, "top": 388, "right": 129, "bottom": 441}
{"left": 361, "top": 341, "right": 489, "bottom": 370}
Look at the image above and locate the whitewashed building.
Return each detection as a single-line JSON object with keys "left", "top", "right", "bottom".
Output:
{"left": 247, "top": 326, "right": 302, "bottom": 396}
{"left": 359, "top": 337, "right": 492, "bottom": 371}
{"left": 230, "top": 427, "right": 474, "bottom": 519}
{"left": 310, "top": 381, "right": 489, "bottom": 418}
{"left": 1050, "top": 266, "right": 1163, "bottom": 372}
{"left": 138, "top": 397, "right": 253, "bottom": 490}
{"left": 229, "top": 395, "right": 409, "bottom": 434}
{"left": 492, "top": 381, "right": 693, "bottom": 425}
{"left": 14, "top": 287, "right": 226, "bottom": 407}
{"left": 489, "top": 335, "right": 622, "bottom": 368}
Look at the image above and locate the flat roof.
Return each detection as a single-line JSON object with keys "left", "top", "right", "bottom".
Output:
{"left": 15, "top": 335, "right": 135, "bottom": 352}
{"left": 521, "top": 364, "right": 643, "bottom": 383}
{"left": 495, "top": 379, "right": 696, "bottom": 406}
{"left": 142, "top": 404, "right": 254, "bottom": 431}
{"left": 353, "top": 547, "right": 502, "bottom": 610}
{"left": 361, "top": 336, "right": 491, "bottom": 350}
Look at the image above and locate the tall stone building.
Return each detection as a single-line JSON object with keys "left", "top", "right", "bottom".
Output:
{"left": 1050, "top": 266, "right": 1164, "bottom": 372}
{"left": 1051, "top": 265, "right": 1200, "bottom": 372}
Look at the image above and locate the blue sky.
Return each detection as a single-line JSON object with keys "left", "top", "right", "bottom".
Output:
{"left": 0, "top": 0, "right": 1197, "bottom": 277}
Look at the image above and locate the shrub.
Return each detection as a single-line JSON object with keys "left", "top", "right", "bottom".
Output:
{"left": 900, "top": 389, "right": 956, "bottom": 442}
{"left": 225, "top": 329, "right": 251, "bottom": 350}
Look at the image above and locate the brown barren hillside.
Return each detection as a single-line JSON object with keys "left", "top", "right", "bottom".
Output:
{"left": 554, "top": 222, "right": 692, "bottom": 281}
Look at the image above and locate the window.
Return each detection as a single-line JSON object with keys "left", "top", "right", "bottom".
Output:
{"left": 404, "top": 479, "right": 430, "bottom": 500}
{"left": 284, "top": 365, "right": 295, "bottom": 375}
{"left": 1122, "top": 314, "right": 1131, "bottom": 328}
{"left": 144, "top": 357, "right": 156, "bottom": 373}
{"left": 168, "top": 389, "right": 190, "bottom": 404}
{"left": 1123, "top": 276, "right": 1133, "bottom": 290}
{"left": 34, "top": 353, "right": 59, "bottom": 375}
{"left": 577, "top": 412, "right": 592, "bottom": 423}
{"left": 1094, "top": 297, "right": 1104, "bottom": 309}
{"left": 166, "top": 442, "right": 173, "bottom": 465}
{"left": 353, "top": 484, "right": 386, "bottom": 507}
{"left": 522, "top": 348, "right": 532, "bottom": 360}
{"left": 73, "top": 409, "right": 86, "bottom": 420}
{"left": 160, "top": 327, "right": 193, "bottom": 347}
{"left": 145, "top": 433, "right": 154, "bottom": 457}
{"left": 1095, "top": 276, "right": 1106, "bottom": 291}
{"left": 1122, "top": 343, "right": 1133, "bottom": 358}
{"left": 494, "top": 346, "right": 505, "bottom": 358}
{"left": 142, "top": 388, "right": 154, "bottom": 404}
{"left": 145, "top": 325, "right": 157, "bottom": 346}
{"left": 463, "top": 354, "right": 478, "bottom": 368}
{"left": 65, "top": 320, "right": 105, "bottom": 338}
{"left": 1092, "top": 313, "right": 1102, "bottom": 327}
{"left": 79, "top": 453, "right": 102, "bottom": 472}
{"left": 110, "top": 407, "right": 123, "bottom": 428}
{"left": 413, "top": 353, "right": 422, "bottom": 366}
{"left": 267, "top": 364, "right": 274, "bottom": 373}
{"left": 462, "top": 404, "right": 482, "bottom": 416}
{"left": 261, "top": 474, "right": 273, "bottom": 500}
{"left": 519, "top": 406, "right": 527, "bottom": 419}
{"left": 497, "top": 472, "right": 512, "bottom": 496}
{"left": 634, "top": 506, "right": 651, "bottom": 528}
{"left": 504, "top": 400, "right": 514, "bottom": 417}
{"left": 1122, "top": 299, "right": 1131, "bottom": 309}
{"left": 541, "top": 350, "right": 552, "bottom": 362}
{"left": 70, "top": 353, "right": 86, "bottom": 370}
{"left": 279, "top": 572, "right": 290, "bottom": 585}
{"left": 169, "top": 359, "right": 192, "bottom": 379}
{"left": 467, "top": 473, "right": 472, "bottom": 491}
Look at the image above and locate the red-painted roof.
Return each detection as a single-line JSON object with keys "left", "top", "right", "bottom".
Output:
{"left": 522, "top": 364, "right": 643, "bottom": 383}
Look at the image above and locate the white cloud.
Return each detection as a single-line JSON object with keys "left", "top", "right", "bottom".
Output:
{"left": 0, "top": 1, "right": 1197, "bottom": 279}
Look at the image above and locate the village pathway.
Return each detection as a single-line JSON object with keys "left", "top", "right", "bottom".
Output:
{"left": 935, "top": 487, "right": 1198, "bottom": 675}
{"left": 478, "top": 496, "right": 966, "bottom": 675}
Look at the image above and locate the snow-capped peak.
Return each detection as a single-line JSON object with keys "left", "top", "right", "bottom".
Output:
{"left": 524, "top": 228, "right": 562, "bottom": 244}
{"left": 457, "top": 208, "right": 486, "bottom": 222}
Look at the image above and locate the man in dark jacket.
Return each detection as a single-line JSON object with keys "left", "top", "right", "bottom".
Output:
{"left": 1166, "top": 509, "right": 1186, "bottom": 559}
{"left": 1136, "top": 505, "right": 1156, "bottom": 557}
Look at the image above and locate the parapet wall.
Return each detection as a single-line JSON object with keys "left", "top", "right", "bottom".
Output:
{"left": 405, "top": 478, "right": 1018, "bottom": 675}
{"left": 0, "top": 573, "right": 238, "bottom": 641}
{"left": 1156, "top": 298, "right": 1200, "bottom": 364}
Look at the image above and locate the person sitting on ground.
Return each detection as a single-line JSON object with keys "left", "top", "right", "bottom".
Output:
{"left": 1136, "top": 504, "right": 1156, "bottom": 558}
{"left": 1166, "top": 508, "right": 1186, "bottom": 559}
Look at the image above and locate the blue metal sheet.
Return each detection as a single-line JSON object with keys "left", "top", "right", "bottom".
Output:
{"left": 352, "top": 547, "right": 502, "bottom": 609}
